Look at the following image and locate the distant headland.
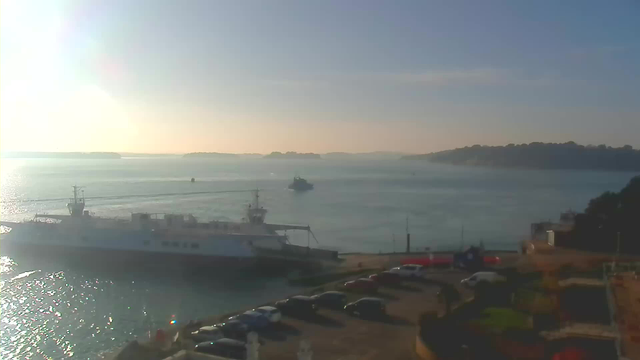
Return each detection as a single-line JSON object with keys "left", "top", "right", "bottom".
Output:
{"left": 323, "top": 151, "right": 406, "bottom": 160}
{"left": 263, "top": 151, "right": 322, "bottom": 160}
{"left": 402, "top": 142, "right": 640, "bottom": 171}
{"left": 183, "top": 152, "right": 238, "bottom": 158}
{"left": 1, "top": 151, "right": 121, "bottom": 159}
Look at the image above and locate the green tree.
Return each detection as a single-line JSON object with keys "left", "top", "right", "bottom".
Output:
{"left": 572, "top": 176, "right": 640, "bottom": 253}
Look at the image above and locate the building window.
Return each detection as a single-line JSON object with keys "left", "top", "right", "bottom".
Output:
{"left": 172, "top": 241, "right": 179, "bottom": 247}
{"left": 183, "top": 242, "right": 188, "bottom": 248}
{"left": 191, "top": 243, "right": 200, "bottom": 249}
{"left": 161, "top": 241, "right": 169, "bottom": 247}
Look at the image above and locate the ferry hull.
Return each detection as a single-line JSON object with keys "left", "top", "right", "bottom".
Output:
{"left": 0, "top": 223, "right": 329, "bottom": 271}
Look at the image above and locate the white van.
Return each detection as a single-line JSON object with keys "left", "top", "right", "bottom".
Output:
{"left": 460, "top": 272, "right": 505, "bottom": 288}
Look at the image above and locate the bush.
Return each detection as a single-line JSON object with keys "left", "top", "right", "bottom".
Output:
{"left": 469, "top": 308, "right": 532, "bottom": 335}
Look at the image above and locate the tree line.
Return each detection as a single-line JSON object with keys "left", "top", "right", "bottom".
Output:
{"left": 568, "top": 176, "right": 640, "bottom": 253}
{"left": 402, "top": 142, "right": 640, "bottom": 171}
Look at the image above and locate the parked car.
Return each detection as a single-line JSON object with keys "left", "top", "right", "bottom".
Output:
{"left": 389, "top": 264, "right": 426, "bottom": 278}
{"left": 190, "top": 325, "right": 224, "bottom": 343}
{"left": 227, "top": 311, "right": 270, "bottom": 330}
{"left": 212, "top": 320, "right": 249, "bottom": 340}
{"left": 252, "top": 306, "right": 282, "bottom": 323}
{"left": 344, "top": 298, "right": 386, "bottom": 318}
{"left": 460, "top": 272, "right": 506, "bottom": 288}
{"left": 194, "top": 338, "right": 247, "bottom": 360}
{"left": 344, "top": 278, "right": 379, "bottom": 293}
{"left": 311, "top": 291, "right": 348, "bottom": 309}
{"left": 275, "top": 295, "right": 318, "bottom": 315}
{"left": 369, "top": 271, "right": 402, "bottom": 285}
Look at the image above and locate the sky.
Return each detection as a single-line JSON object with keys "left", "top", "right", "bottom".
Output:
{"left": 1, "top": 0, "right": 639, "bottom": 154}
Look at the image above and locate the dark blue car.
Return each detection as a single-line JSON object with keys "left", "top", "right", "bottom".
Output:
{"left": 227, "top": 311, "right": 270, "bottom": 330}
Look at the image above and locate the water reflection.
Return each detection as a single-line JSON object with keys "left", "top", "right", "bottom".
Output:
{"left": 0, "top": 254, "right": 293, "bottom": 359}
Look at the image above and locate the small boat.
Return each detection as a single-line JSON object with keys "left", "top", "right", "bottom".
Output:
{"left": 288, "top": 176, "right": 314, "bottom": 192}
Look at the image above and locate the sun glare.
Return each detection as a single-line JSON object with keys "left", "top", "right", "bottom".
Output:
{"left": 1, "top": 2, "right": 136, "bottom": 152}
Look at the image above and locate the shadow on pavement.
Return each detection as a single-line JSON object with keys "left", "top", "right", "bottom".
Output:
{"left": 386, "top": 315, "right": 414, "bottom": 326}
{"left": 387, "top": 283, "right": 422, "bottom": 292}
{"left": 288, "top": 313, "right": 345, "bottom": 328}
{"left": 349, "top": 314, "right": 413, "bottom": 326}
{"left": 374, "top": 291, "right": 399, "bottom": 301}
{"left": 258, "top": 321, "right": 301, "bottom": 342}
{"left": 411, "top": 277, "right": 445, "bottom": 286}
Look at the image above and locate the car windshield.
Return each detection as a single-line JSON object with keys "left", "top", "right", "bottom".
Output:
{"left": 1, "top": 2, "right": 636, "bottom": 360}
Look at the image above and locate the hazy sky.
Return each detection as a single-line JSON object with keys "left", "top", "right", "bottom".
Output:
{"left": 1, "top": 1, "right": 639, "bottom": 154}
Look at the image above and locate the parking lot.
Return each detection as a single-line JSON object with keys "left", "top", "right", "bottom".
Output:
{"left": 245, "top": 271, "right": 472, "bottom": 360}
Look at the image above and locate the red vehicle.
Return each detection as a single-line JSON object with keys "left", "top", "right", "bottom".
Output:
{"left": 369, "top": 271, "right": 402, "bottom": 285}
{"left": 344, "top": 278, "right": 379, "bottom": 293}
{"left": 401, "top": 255, "right": 501, "bottom": 267}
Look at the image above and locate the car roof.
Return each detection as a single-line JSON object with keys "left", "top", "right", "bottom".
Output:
{"left": 242, "top": 311, "right": 262, "bottom": 317}
{"left": 199, "top": 326, "right": 222, "bottom": 332}
{"left": 472, "top": 272, "right": 497, "bottom": 276}
{"left": 216, "top": 338, "right": 245, "bottom": 346}
{"left": 403, "top": 264, "right": 423, "bottom": 267}
{"left": 219, "top": 320, "right": 241, "bottom": 325}
{"left": 291, "top": 295, "right": 313, "bottom": 300}
{"left": 322, "top": 291, "right": 345, "bottom": 295}
{"left": 358, "top": 297, "right": 384, "bottom": 303}
{"left": 196, "top": 338, "right": 245, "bottom": 347}
{"left": 256, "top": 306, "right": 277, "bottom": 311}
{"left": 356, "top": 278, "right": 374, "bottom": 282}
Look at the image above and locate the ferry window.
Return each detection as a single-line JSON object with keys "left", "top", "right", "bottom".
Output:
{"left": 161, "top": 241, "right": 169, "bottom": 246}
{"left": 183, "top": 242, "right": 188, "bottom": 248}
{"left": 191, "top": 243, "right": 200, "bottom": 249}
{"left": 172, "top": 241, "right": 179, "bottom": 247}
{"left": 143, "top": 240, "right": 150, "bottom": 246}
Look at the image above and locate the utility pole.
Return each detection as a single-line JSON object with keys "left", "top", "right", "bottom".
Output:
{"left": 392, "top": 233, "right": 396, "bottom": 253}
{"left": 617, "top": 232, "right": 621, "bottom": 265}
{"left": 406, "top": 216, "right": 411, "bottom": 254}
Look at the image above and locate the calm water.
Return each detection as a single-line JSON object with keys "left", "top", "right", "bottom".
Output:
{"left": 0, "top": 157, "right": 636, "bottom": 359}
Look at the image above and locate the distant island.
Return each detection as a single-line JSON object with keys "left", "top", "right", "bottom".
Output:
{"left": 1, "top": 151, "right": 121, "bottom": 159}
{"left": 263, "top": 151, "right": 321, "bottom": 160}
{"left": 402, "top": 142, "right": 640, "bottom": 171}
{"left": 323, "top": 151, "right": 407, "bottom": 160}
{"left": 239, "top": 153, "right": 263, "bottom": 158}
{"left": 183, "top": 152, "right": 238, "bottom": 158}
{"left": 120, "top": 153, "right": 179, "bottom": 158}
